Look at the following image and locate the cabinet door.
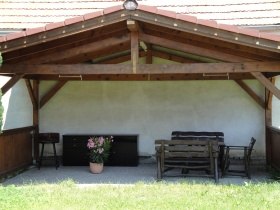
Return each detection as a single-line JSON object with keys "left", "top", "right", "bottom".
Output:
{"left": 63, "top": 135, "right": 88, "bottom": 166}
{"left": 106, "top": 135, "right": 138, "bottom": 166}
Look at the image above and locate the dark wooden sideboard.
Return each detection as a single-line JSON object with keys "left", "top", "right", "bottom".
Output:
{"left": 63, "top": 134, "right": 138, "bottom": 166}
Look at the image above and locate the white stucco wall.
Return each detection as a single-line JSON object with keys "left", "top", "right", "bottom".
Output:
{"left": 39, "top": 80, "right": 265, "bottom": 158}
{"left": 0, "top": 75, "right": 267, "bottom": 159}
{"left": 0, "top": 76, "right": 33, "bottom": 130}
{"left": 272, "top": 76, "right": 280, "bottom": 128}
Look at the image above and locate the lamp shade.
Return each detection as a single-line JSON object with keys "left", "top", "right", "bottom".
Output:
{"left": 123, "top": 0, "right": 138, "bottom": 11}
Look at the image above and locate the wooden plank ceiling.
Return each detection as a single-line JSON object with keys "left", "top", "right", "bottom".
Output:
{"left": 0, "top": 6, "right": 280, "bottom": 100}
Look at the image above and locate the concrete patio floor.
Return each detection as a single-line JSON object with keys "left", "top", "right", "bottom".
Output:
{"left": 2, "top": 163, "right": 271, "bottom": 186}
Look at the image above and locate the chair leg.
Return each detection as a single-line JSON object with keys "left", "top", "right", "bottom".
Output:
{"left": 52, "top": 143, "right": 59, "bottom": 169}
{"left": 38, "top": 143, "right": 45, "bottom": 170}
{"left": 222, "top": 148, "right": 229, "bottom": 177}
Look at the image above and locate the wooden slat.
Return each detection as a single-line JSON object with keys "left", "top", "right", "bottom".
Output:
{"left": 165, "top": 152, "right": 209, "bottom": 158}
{"left": 166, "top": 145, "right": 209, "bottom": 152}
{"left": 251, "top": 72, "right": 280, "bottom": 100}
{"left": 235, "top": 80, "right": 265, "bottom": 108}
{"left": 40, "top": 80, "right": 68, "bottom": 109}
{"left": 0, "top": 130, "right": 33, "bottom": 176}
{"left": 25, "top": 79, "right": 38, "bottom": 108}
{"left": 1, "top": 74, "right": 23, "bottom": 95}
{"left": 1, "top": 62, "right": 280, "bottom": 75}
{"left": 139, "top": 33, "right": 252, "bottom": 62}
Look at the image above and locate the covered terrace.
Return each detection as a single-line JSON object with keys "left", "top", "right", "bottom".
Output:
{"left": 0, "top": 3, "right": 280, "bottom": 177}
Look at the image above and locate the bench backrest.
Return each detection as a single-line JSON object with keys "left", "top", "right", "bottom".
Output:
{"left": 171, "top": 131, "right": 224, "bottom": 143}
{"left": 155, "top": 139, "right": 219, "bottom": 159}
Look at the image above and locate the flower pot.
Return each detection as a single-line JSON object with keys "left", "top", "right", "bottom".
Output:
{"left": 89, "top": 162, "right": 104, "bottom": 174}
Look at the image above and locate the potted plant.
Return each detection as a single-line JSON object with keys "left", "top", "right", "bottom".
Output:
{"left": 87, "top": 136, "right": 113, "bottom": 173}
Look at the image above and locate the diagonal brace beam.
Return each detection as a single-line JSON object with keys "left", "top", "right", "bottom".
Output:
{"left": 1, "top": 74, "right": 24, "bottom": 95}
{"left": 251, "top": 72, "right": 280, "bottom": 100}
{"left": 40, "top": 80, "right": 67, "bottom": 109}
{"left": 235, "top": 80, "right": 265, "bottom": 108}
{"left": 25, "top": 79, "right": 38, "bottom": 108}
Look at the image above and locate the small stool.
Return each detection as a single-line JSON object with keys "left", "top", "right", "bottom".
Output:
{"left": 38, "top": 133, "right": 60, "bottom": 169}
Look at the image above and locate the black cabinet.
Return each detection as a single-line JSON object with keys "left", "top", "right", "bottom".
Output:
{"left": 63, "top": 134, "right": 138, "bottom": 166}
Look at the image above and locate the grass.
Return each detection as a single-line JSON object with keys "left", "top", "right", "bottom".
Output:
{"left": 1, "top": 180, "right": 280, "bottom": 210}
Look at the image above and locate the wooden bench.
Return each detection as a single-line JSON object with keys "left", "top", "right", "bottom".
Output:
{"left": 155, "top": 139, "right": 220, "bottom": 183}
{"left": 171, "top": 131, "right": 225, "bottom": 167}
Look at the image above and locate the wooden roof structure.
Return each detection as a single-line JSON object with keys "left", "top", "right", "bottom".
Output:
{"left": 1, "top": 0, "right": 280, "bottom": 31}
{"left": 0, "top": 3, "right": 280, "bottom": 109}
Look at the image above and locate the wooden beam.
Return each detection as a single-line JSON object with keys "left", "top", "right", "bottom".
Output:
{"left": 139, "top": 33, "right": 252, "bottom": 62}
{"left": 100, "top": 51, "right": 146, "bottom": 64}
{"left": 40, "top": 81, "right": 68, "bottom": 109}
{"left": 127, "top": 20, "right": 139, "bottom": 32}
{"left": 24, "top": 72, "right": 254, "bottom": 81}
{"left": 235, "top": 80, "right": 265, "bottom": 108}
{"left": 251, "top": 72, "right": 280, "bottom": 100}
{"left": 152, "top": 50, "right": 198, "bottom": 63}
{"left": 1, "top": 74, "right": 24, "bottom": 95}
{"left": 131, "top": 32, "right": 139, "bottom": 73}
{"left": 22, "top": 35, "right": 130, "bottom": 64}
{"left": 1, "top": 62, "right": 280, "bottom": 75}
{"left": 25, "top": 79, "right": 38, "bottom": 108}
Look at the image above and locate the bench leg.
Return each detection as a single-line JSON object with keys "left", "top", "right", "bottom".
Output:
{"left": 156, "top": 154, "right": 162, "bottom": 180}
{"left": 214, "top": 158, "right": 219, "bottom": 183}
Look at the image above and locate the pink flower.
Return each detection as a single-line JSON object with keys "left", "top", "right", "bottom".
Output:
{"left": 87, "top": 139, "right": 95, "bottom": 149}
{"left": 98, "top": 137, "right": 105, "bottom": 145}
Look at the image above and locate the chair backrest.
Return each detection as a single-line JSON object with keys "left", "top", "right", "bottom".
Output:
{"left": 248, "top": 137, "right": 256, "bottom": 157}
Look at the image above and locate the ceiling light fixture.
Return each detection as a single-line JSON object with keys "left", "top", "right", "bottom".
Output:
{"left": 123, "top": 0, "right": 138, "bottom": 11}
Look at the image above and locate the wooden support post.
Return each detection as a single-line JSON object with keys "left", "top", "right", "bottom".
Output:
{"left": 33, "top": 80, "right": 39, "bottom": 161}
{"left": 127, "top": 20, "right": 139, "bottom": 74}
{"left": 131, "top": 32, "right": 139, "bottom": 74}
{"left": 265, "top": 77, "right": 275, "bottom": 168}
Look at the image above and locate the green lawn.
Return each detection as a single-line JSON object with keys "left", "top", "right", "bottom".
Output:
{"left": 0, "top": 180, "right": 280, "bottom": 210}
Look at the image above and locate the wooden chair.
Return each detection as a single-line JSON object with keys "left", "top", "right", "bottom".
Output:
{"left": 222, "top": 137, "right": 256, "bottom": 179}
{"left": 155, "top": 139, "right": 220, "bottom": 183}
